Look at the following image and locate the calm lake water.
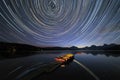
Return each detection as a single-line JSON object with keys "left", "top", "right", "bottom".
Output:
{"left": 0, "top": 50, "right": 120, "bottom": 80}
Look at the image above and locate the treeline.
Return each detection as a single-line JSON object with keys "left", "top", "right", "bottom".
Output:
{"left": 0, "top": 42, "right": 120, "bottom": 51}
{"left": 0, "top": 42, "right": 120, "bottom": 58}
{"left": 0, "top": 42, "right": 40, "bottom": 57}
{"left": 0, "top": 42, "right": 39, "bottom": 51}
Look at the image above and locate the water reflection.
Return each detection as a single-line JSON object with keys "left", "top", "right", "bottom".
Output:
{"left": 74, "top": 51, "right": 120, "bottom": 80}
{"left": 0, "top": 50, "right": 120, "bottom": 80}
{"left": 1, "top": 50, "right": 120, "bottom": 59}
{"left": 74, "top": 51, "right": 120, "bottom": 57}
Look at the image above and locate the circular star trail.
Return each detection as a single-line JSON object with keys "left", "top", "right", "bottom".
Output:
{"left": 0, "top": 0, "right": 120, "bottom": 47}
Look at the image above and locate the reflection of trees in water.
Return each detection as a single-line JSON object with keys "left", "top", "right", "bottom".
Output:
{"left": 1, "top": 50, "right": 120, "bottom": 60}
{"left": 80, "top": 51, "right": 120, "bottom": 57}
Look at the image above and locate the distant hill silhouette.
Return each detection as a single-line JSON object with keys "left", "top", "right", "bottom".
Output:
{"left": 0, "top": 42, "right": 120, "bottom": 59}
{"left": 82, "top": 44, "right": 120, "bottom": 50}
{"left": 0, "top": 42, "right": 120, "bottom": 51}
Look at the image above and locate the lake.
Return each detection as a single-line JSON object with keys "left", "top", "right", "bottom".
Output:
{"left": 0, "top": 50, "right": 120, "bottom": 80}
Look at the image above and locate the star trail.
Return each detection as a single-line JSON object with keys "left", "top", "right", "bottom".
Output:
{"left": 0, "top": 0, "right": 120, "bottom": 47}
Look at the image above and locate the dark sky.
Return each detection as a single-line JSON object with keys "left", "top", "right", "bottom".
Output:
{"left": 0, "top": 0, "right": 120, "bottom": 47}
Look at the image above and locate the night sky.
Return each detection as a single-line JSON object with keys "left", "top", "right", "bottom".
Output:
{"left": 0, "top": 0, "right": 120, "bottom": 47}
